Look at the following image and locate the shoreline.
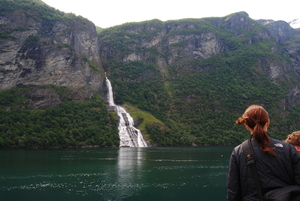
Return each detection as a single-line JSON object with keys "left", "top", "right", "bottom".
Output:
{"left": 0, "top": 143, "right": 238, "bottom": 150}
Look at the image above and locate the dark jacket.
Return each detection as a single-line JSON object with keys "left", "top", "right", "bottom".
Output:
{"left": 227, "top": 137, "right": 300, "bottom": 201}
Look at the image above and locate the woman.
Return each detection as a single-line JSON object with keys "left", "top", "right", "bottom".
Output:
{"left": 227, "top": 105, "right": 300, "bottom": 201}
{"left": 285, "top": 131, "right": 300, "bottom": 153}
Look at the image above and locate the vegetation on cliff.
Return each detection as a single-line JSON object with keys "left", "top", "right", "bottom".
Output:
{"left": 0, "top": 87, "right": 119, "bottom": 148}
{"left": 100, "top": 13, "right": 300, "bottom": 146}
{"left": 0, "top": 0, "right": 90, "bottom": 23}
{"left": 1, "top": 2, "right": 300, "bottom": 148}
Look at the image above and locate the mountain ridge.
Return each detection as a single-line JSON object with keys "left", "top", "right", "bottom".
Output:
{"left": 1, "top": 1, "right": 300, "bottom": 147}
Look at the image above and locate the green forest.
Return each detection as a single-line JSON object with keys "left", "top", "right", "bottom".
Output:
{"left": 0, "top": 0, "right": 90, "bottom": 23}
{"left": 0, "top": 87, "right": 119, "bottom": 148}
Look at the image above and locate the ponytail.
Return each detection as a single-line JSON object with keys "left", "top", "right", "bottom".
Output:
{"left": 252, "top": 123, "right": 275, "bottom": 156}
{"left": 236, "top": 105, "right": 275, "bottom": 156}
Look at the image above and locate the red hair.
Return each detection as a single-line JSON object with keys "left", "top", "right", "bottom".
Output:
{"left": 236, "top": 105, "right": 275, "bottom": 155}
{"left": 285, "top": 131, "right": 300, "bottom": 146}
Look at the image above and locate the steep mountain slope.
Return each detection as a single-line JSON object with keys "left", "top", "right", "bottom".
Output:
{"left": 0, "top": 0, "right": 119, "bottom": 148}
{"left": 99, "top": 12, "right": 300, "bottom": 145}
{"left": 0, "top": 0, "right": 103, "bottom": 106}
{"left": 1, "top": 1, "right": 300, "bottom": 147}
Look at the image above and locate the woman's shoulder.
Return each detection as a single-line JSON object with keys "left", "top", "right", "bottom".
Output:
{"left": 270, "top": 138, "right": 286, "bottom": 147}
{"left": 270, "top": 138, "right": 293, "bottom": 148}
{"left": 232, "top": 142, "right": 245, "bottom": 157}
{"left": 270, "top": 138, "right": 300, "bottom": 155}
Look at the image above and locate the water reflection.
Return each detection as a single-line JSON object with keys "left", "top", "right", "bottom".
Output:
{"left": 116, "top": 148, "right": 144, "bottom": 199}
{"left": 118, "top": 148, "right": 144, "bottom": 168}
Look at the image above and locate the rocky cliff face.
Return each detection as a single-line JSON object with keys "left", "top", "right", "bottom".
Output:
{"left": 99, "top": 12, "right": 300, "bottom": 115}
{"left": 2, "top": 4, "right": 300, "bottom": 145}
{"left": 257, "top": 20, "right": 297, "bottom": 42}
{"left": 1, "top": 4, "right": 300, "bottom": 118}
{"left": 99, "top": 12, "right": 296, "bottom": 80}
{"left": 256, "top": 19, "right": 300, "bottom": 108}
{"left": 0, "top": 8, "right": 103, "bottom": 107}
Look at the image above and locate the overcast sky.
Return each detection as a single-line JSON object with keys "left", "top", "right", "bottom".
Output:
{"left": 42, "top": 0, "right": 299, "bottom": 28}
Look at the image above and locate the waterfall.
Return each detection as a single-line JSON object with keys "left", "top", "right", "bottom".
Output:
{"left": 106, "top": 76, "right": 147, "bottom": 147}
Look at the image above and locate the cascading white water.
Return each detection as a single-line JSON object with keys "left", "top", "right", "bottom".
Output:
{"left": 106, "top": 76, "right": 147, "bottom": 147}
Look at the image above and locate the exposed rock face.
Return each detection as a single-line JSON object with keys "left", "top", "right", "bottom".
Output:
{"left": 256, "top": 44, "right": 294, "bottom": 80}
{"left": 1, "top": 6, "right": 300, "bottom": 114}
{"left": 24, "top": 86, "right": 62, "bottom": 110}
{"left": 0, "top": 10, "right": 103, "bottom": 102}
{"left": 257, "top": 19, "right": 300, "bottom": 82}
{"left": 98, "top": 12, "right": 300, "bottom": 112}
{"left": 100, "top": 20, "right": 224, "bottom": 73}
{"left": 257, "top": 19, "right": 298, "bottom": 42}
{"left": 165, "top": 29, "right": 222, "bottom": 64}
{"left": 99, "top": 12, "right": 290, "bottom": 79}
{"left": 285, "top": 86, "right": 300, "bottom": 109}
{"left": 286, "top": 45, "right": 300, "bottom": 77}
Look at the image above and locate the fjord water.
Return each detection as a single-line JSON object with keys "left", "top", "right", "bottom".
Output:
{"left": 0, "top": 146, "right": 233, "bottom": 201}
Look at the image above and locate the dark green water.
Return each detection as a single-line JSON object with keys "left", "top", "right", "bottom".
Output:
{"left": 0, "top": 146, "right": 234, "bottom": 201}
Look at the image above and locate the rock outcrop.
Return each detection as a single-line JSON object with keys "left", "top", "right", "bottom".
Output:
{"left": 257, "top": 19, "right": 298, "bottom": 42}
{"left": 257, "top": 19, "right": 300, "bottom": 81}
{"left": 0, "top": 6, "right": 103, "bottom": 107}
